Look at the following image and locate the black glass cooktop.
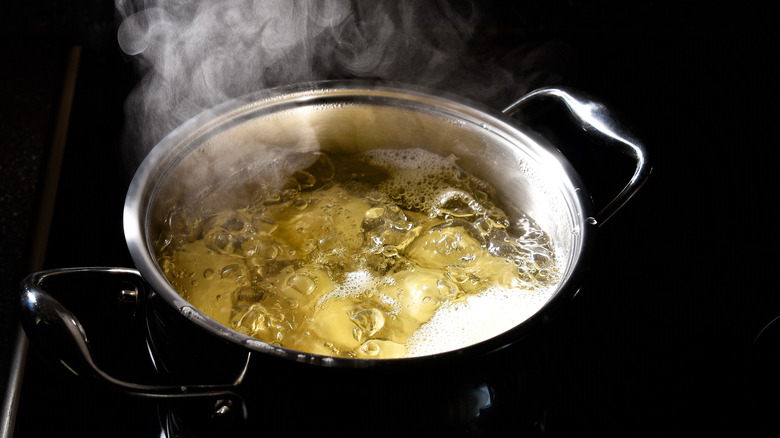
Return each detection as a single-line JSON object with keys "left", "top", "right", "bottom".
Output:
{"left": 6, "top": 2, "right": 780, "bottom": 437}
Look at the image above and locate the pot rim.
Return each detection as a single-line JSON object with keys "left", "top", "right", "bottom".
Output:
{"left": 123, "top": 80, "right": 597, "bottom": 368}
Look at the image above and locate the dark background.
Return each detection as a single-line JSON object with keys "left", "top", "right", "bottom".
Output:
{"left": 2, "top": 1, "right": 779, "bottom": 436}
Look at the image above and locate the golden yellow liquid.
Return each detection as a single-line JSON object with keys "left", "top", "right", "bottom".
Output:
{"left": 156, "top": 149, "right": 559, "bottom": 358}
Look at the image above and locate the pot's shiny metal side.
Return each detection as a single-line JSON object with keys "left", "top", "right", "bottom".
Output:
{"left": 123, "top": 81, "right": 603, "bottom": 367}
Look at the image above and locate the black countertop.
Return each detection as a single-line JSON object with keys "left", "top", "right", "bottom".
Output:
{"left": 2, "top": 1, "right": 779, "bottom": 436}
{"left": 0, "top": 1, "right": 123, "bottom": 394}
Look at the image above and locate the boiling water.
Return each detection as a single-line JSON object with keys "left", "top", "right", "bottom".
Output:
{"left": 155, "top": 149, "right": 560, "bottom": 358}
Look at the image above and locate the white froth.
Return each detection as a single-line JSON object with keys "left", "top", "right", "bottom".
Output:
{"left": 317, "top": 269, "right": 396, "bottom": 306}
{"left": 362, "top": 149, "right": 459, "bottom": 206}
{"left": 404, "top": 286, "right": 553, "bottom": 357}
{"left": 339, "top": 270, "right": 377, "bottom": 294}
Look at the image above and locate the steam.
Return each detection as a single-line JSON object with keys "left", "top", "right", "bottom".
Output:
{"left": 115, "top": 0, "right": 575, "bottom": 168}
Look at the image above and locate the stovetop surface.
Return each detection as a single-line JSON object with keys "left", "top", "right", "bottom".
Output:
{"left": 4, "top": 2, "right": 780, "bottom": 437}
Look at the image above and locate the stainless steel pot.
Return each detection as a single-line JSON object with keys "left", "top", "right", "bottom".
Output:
{"left": 21, "top": 81, "right": 649, "bottom": 436}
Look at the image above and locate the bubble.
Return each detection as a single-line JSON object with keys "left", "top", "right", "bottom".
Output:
{"left": 316, "top": 234, "right": 343, "bottom": 254}
{"left": 364, "top": 207, "right": 384, "bottom": 220}
{"left": 435, "top": 218, "right": 486, "bottom": 245}
{"left": 436, "top": 278, "right": 464, "bottom": 301}
{"left": 359, "top": 340, "right": 380, "bottom": 356}
{"left": 381, "top": 246, "right": 399, "bottom": 258}
{"left": 206, "top": 211, "right": 252, "bottom": 233}
{"left": 407, "top": 220, "right": 484, "bottom": 268}
{"left": 533, "top": 252, "right": 552, "bottom": 269}
{"left": 349, "top": 307, "right": 385, "bottom": 338}
{"left": 293, "top": 170, "right": 316, "bottom": 189}
{"left": 204, "top": 228, "right": 234, "bottom": 254}
{"left": 278, "top": 177, "right": 301, "bottom": 202}
{"left": 361, "top": 203, "right": 421, "bottom": 255}
{"left": 203, "top": 268, "right": 215, "bottom": 279}
{"left": 323, "top": 342, "right": 340, "bottom": 355}
{"left": 240, "top": 236, "right": 260, "bottom": 257}
{"left": 233, "top": 304, "right": 268, "bottom": 336}
{"left": 366, "top": 190, "right": 385, "bottom": 203}
{"left": 474, "top": 218, "right": 492, "bottom": 236}
{"left": 288, "top": 272, "right": 318, "bottom": 295}
{"left": 516, "top": 267, "right": 536, "bottom": 285}
{"left": 257, "top": 242, "right": 280, "bottom": 261}
{"left": 433, "top": 188, "right": 480, "bottom": 218}
{"left": 221, "top": 264, "right": 246, "bottom": 280}
{"left": 292, "top": 198, "right": 309, "bottom": 210}
{"left": 446, "top": 267, "right": 471, "bottom": 284}
{"left": 305, "top": 152, "right": 335, "bottom": 182}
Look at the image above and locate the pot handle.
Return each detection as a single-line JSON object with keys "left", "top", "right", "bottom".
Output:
{"left": 20, "top": 267, "right": 246, "bottom": 418}
{"left": 502, "top": 87, "right": 651, "bottom": 226}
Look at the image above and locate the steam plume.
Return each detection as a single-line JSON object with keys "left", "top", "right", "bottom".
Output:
{"left": 115, "top": 0, "right": 575, "bottom": 168}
